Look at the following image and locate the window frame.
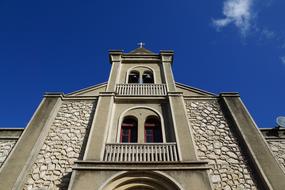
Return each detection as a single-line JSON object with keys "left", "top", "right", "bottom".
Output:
{"left": 144, "top": 116, "right": 162, "bottom": 143}
{"left": 120, "top": 116, "right": 138, "bottom": 143}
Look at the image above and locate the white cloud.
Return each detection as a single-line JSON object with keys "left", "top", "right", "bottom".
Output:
{"left": 213, "top": 0, "right": 253, "bottom": 35}
{"left": 260, "top": 29, "right": 275, "bottom": 39}
{"left": 281, "top": 56, "right": 285, "bottom": 64}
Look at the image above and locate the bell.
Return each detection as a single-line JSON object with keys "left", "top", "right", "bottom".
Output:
{"left": 145, "top": 74, "right": 151, "bottom": 78}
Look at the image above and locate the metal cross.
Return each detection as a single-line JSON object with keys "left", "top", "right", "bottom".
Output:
{"left": 137, "top": 42, "right": 145, "bottom": 48}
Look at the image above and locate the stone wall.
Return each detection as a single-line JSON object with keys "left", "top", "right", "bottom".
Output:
{"left": 23, "top": 100, "right": 95, "bottom": 190}
{"left": 0, "top": 140, "right": 17, "bottom": 167}
{"left": 186, "top": 99, "right": 258, "bottom": 190}
{"left": 266, "top": 140, "right": 285, "bottom": 172}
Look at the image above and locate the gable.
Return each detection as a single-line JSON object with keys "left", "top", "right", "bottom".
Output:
{"left": 175, "top": 82, "right": 216, "bottom": 97}
{"left": 67, "top": 82, "right": 107, "bottom": 96}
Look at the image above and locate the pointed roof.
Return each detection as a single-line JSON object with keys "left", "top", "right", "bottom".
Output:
{"left": 128, "top": 47, "right": 156, "bottom": 55}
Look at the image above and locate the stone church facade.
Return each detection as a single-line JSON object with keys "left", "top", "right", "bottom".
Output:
{"left": 0, "top": 46, "right": 285, "bottom": 190}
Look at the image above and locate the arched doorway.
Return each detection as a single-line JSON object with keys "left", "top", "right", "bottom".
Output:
{"left": 101, "top": 171, "right": 181, "bottom": 190}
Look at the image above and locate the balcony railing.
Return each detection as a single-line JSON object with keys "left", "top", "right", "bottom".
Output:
{"left": 116, "top": 84, "right": 167, "bottom": 96}
{"left": 103, "top": 143, "right": 179, "bottom": 162}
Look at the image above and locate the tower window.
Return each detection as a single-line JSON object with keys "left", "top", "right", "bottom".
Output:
{"left": 120, "top": 116, "right": 138, "bottom": 143}
{"left": 142, "top": 71, "right": 154, "bottom": 83}
{"left": 144, "top": 116, "right": 162, "bottom": 143}
{"left": 128, "top": 71, "right": 140, "bottom": 83}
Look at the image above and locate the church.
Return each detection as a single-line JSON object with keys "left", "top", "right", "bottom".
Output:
{"left": 0, "top": 45, "right": 285, "bottom": 190}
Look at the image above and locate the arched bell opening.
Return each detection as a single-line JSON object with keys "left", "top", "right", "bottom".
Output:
{"left": 142, "top": 71, "right": 154, "bottom": 83}
{"left": 128, "top": 71, "right": 140, "bottom": 83}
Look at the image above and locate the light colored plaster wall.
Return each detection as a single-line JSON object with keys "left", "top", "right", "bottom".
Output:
{"left": 266, "top": 140, "right": 285, "bottom": 172}
{"left": 185, "top": 99, "right": 258, "bottom": 190}
{"left": 23, "top": 100, "right": 95, "bottom": 190}
{"left": 0, "top": 140, "right": 17, "bottom": 167}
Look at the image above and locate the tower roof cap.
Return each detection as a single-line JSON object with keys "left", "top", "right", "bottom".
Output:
{"left": 128, "top": 47, "right": 156, "bottom": 55}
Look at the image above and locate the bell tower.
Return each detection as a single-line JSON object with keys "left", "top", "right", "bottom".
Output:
{"left": 68, "top": 45, "right": 213, "bottom": 190}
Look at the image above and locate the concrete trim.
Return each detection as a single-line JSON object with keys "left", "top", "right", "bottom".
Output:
{"left": 98, "top": 171, "right": 184, "bottom": 190}
{"left": 122, "top": 59, "right": 161, "bottom": 63}
{"left": 75, "top": 160, "right": 209, "bottom": 164}
{"left": 0, "top": 97, "right": 61, "bottom": 190}
{"left": 99, "top": 92, "right": 116, "bottom": 96}
{"left": 183, "top": 97, "right": 219, "bottom": 100}
{"left": 168, "top": 91, "right": 183, "bottom": 96}
{"left": 219, "top": 92, "right": 240, "bottom": 97}
{"left": 0, "top": 137, "right": 21, "bottom": 140}
{"left": 0, "top": 128, "right": 24, "bottom": 139}
{"left": 83, "top": 95, "right": 114, "bottom": 161}
{"left": 109, "top": 50, "right": 123, "bottom": 64}
{"left": 73, "top": 161, "right": 210, "bottom": 171}
{"left": 114, "top": 96, "right": 167, "bottom": 101}
{"left": 155, "top": 171, "right": 185, "bottom": 190}
{"left": 83, "top": 96, "right": 103, "bottom": 160}
{"left": 260, "top": 128, "right": 285, "bottom": 139}
{"left": 122, "top": 54, "right": 160, "bottom": 58}
{"left": 175, "top": 82, "right": 217, "bottom": 96}
{"left": 73, "top": 166, "right": 211, "bottom": 171}
{"left": 181, "top": 97, "right": 199, "bottom": 161}
{"left": 264, "top": 138, "right": 285, "bottom": 140}
{"left": 16, "top": 97, "right": 62, "bottom": 189}
{"left": 45, "top": 93, "right": 99, "bottom": 100}
{"left": 107, "top": 58, "right": 121, "bottom": 91}
{"left": 0, "top": 128, "right": 24, "bottom": 130}
{"left": 220, "top": 96, "right": 285, "bottom": 190}
{"left": 66, "top": 82, "right": 107, "bottom": 95}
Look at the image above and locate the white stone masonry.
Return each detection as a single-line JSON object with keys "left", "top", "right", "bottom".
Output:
{"left": 0, "top": 140, "right": 16, "bottom": 167}
{"left": 23, "top": 100, "right": 95, "bottom": 190}
{"left": 267, "top": 140, "right": 285, "bottom": 173}
{"left": 186, "top": 100, "right": 258, "bottom": 190}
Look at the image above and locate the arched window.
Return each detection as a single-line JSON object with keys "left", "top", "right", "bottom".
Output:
{"left": 142, "top": 71, "right": 154, "bottom": 83}
{"left": 121, "top": 116, "right": 138, "bottom": 143}
{"left": 128, "top": 71, "right": 140, "bottom": 83}
{"left": 144, "top": 116, "right": 162, "bottom": 143}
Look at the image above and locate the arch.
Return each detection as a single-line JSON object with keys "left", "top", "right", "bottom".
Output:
{"left": 126, "top": 66, "right": 156, "bottom": 84}
{"left": 116, "top": 106, "right": 166, "bottom": 143}
{"left": 99, "top": 171, "right": 182, "bottom": 190}
{"left": 144, "top": 115, "right": 162, "bottom": 143}
{"left": 120, "top": 116, "right": 138, "bottom": 143}
{"left": 128, "top": 70, "right": 140, "bottom": 83}
{"left": 142, "top": 70, "right": 154, "bottom": 83}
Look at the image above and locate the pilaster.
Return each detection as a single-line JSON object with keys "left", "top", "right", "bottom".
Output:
{"left": 0, "top": 96, "right": 62, "bottom": 190}
{"left": 220, "top": 93, "right": 285, "bottom": 190}
{"left": 83, "top": 92, "right": 115, "bottom": 160}
{"left": 168, "top": 92, "right": 197, "bottom": 161}
{"left": 107, "top": 50, "right": 123, "bottom": 92}
{"left": 160, "top": 50, "right": 176, "bottom": 92}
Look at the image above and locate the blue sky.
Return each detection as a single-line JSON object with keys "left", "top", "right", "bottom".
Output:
{"left": 0, "top": 0, "right": 284, "bottom": 128}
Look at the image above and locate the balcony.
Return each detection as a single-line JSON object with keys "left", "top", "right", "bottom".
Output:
{"left": 116, "top": 84, "right": 167, "bottom": 96}
{"left": 103, "top": 143, "right": 179, "bottom": 162}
